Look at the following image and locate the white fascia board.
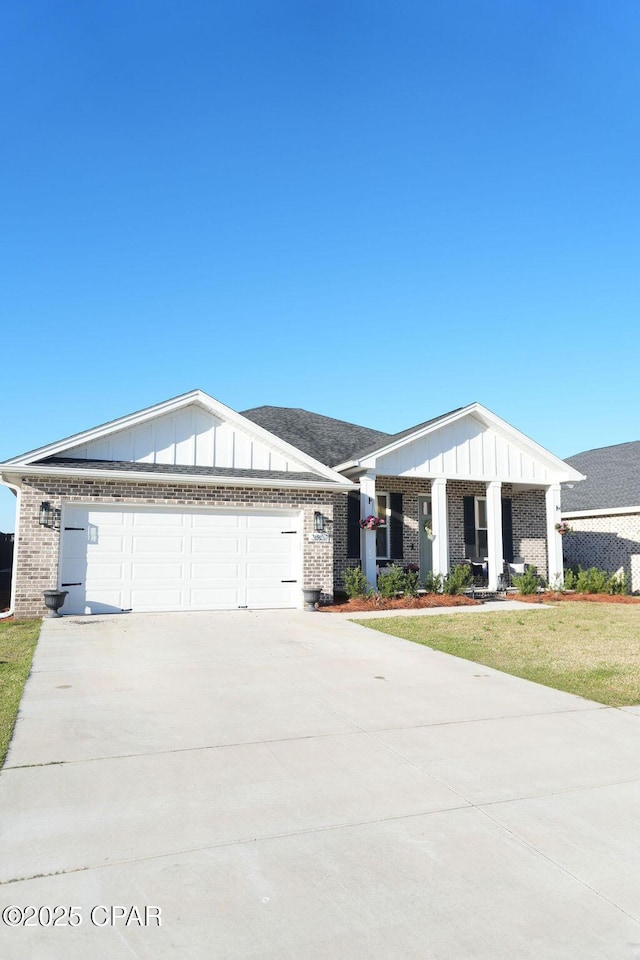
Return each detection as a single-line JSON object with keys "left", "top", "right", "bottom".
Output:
{"left": 3, "top": 389, "right": 347, "bottom": 485}
{"left": 5, "top": 465, "right": 356, "bottom": 492}
{"left": 562, "top": 505, "right": 640, "bottom": 519}
{"left": 3, "top": 390, "right": 204, "bottom": 465}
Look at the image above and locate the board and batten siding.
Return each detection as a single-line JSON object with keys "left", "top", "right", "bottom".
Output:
{"left": 373, "top": 415, "right": 551, "bottom": 483}
{"left": 65, "top": 407, "right": 306, "bottom": 472}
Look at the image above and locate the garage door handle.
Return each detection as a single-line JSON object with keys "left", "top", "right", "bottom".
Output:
{"left": 64, "top": 527, "right": 86, "bottom": 531}
{"left": 61, "top": 582, "right": 82, "bottom": 587}
{"left": 281, "top": 580, "right": 297, "bottom": 583}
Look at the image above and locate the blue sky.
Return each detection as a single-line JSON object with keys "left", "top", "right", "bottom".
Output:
{"left": 1, "top": 1, "right": 639, "bottom": 531}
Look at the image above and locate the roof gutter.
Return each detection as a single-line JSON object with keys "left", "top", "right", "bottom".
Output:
{"left": 2, "top": 465, "right": 357, "bottom": 492}
{"left": 0, "top": 478, "right": 19, "bottom": 620}
{"left": 562, "top": 504, "right": 640, "bottom": 519}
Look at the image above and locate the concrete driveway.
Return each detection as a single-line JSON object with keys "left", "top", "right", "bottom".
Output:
{"left": 1, "top": 609, "right": 640, "bottom": 959}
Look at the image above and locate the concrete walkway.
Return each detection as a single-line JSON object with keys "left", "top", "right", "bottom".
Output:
{"left": 1, "top": 609, "right": 639, "bottom": 959}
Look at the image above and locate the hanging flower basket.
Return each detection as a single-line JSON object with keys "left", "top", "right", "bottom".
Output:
{"left": 555, "top": 521, "right": 573, "bottom": 536}
{"left": 359, "top": 515, "right": 385, "bottom": 530}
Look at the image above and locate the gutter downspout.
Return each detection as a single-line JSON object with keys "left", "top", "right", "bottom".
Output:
{"left": 0, "top": 478, "right": 20, "bottom": 620}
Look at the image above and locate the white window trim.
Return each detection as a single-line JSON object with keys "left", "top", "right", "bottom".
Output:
{"left": 475, "top": 496, "right": 488, "bottom": 559}
{"left": 376, "top": 491, "right": 390, "bottom": 560}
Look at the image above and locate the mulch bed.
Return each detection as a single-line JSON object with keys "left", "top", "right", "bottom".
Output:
{"left": 318, "top": 594, "right": 482, "bottom": 613}
{"left": 516, "top": 592, "right": 640, "bottom": 605}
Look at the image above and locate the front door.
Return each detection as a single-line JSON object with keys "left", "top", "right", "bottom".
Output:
{"left": 418, "top": 495, "right": 433, "bottom": 583}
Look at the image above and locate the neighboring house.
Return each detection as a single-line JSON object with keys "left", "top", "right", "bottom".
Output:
{"left": 562, "top": 441, "right": 640, "bottom": 592}
{"left": 0, "top": 390, "right": 583, "bottom": 618}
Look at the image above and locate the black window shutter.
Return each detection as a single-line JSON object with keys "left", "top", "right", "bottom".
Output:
{"left": 347, "top": 491, "right": 361, "bottom": 559}
{"left": 389, "top": 492, "right": 403, "bottom": 560}
{"left": 463, "top": 496, "right": 476, "bottom": 557}
{"left": 501, "top": 497, "right": 514, "bottom": 563}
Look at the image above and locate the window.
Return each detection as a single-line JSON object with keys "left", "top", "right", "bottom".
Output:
{"left": 475, "top": 497, "right": 488, "bottom": 558}
{"left": 375, "top": 492, "right": 390, "bottom": 559}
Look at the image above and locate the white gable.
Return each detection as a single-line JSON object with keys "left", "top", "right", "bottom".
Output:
{"left": 373, "top": 413, "right": 554, "bottom": 483}
{"left": 65, "top": 403, "right": 307, "bottom": 472}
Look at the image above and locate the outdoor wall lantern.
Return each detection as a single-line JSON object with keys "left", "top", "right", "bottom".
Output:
{"left": 314, "top": 511, "right": 324, "bottom": 533}
{"left": 39, "top": 502, "right": 60, "bottom": 530}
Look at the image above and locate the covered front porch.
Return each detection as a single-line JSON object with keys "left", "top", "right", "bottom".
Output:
{"left": 334, "top": 403, "right": 585, "bottom": 595}
{"left": 356, "top": 473, "right": 564, "bottom": 592}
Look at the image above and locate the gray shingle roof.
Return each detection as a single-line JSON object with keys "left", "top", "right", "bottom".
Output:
{"left": 563, "top": 441, "right": 640, "bottom": 512}
{"left": 37, "top": 458, "right": 327, "bottom": 485}
{"left": 241, "top": 406, "right": 391, "bottom": 467}
{"left": 349, "top": 405, "right": 467, "bottom": 461}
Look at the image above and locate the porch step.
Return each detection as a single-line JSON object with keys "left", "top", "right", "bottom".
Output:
{"left": 463, "top": 588, "right": 505, "bottom": 602}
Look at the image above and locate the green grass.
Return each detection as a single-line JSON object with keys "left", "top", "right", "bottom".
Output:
{"left": 354, "top": 602, "right": 640, "bottom": 706}
{"left": 0, "top": 620, "right": 41, "bottom": 766}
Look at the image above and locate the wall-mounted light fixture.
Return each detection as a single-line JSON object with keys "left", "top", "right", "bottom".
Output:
{"left": 314, "top": 511, "right": 324, "bottom": 533}
{"left": 39, "top": 502, "right": 60, "bottom": 530}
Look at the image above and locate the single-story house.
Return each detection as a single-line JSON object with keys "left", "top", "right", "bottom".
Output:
{"left": 0, "top": 390, "right": 583, "bottom": 618}
{"left": 562, "top": 441, "right": 640, "bottom": 592}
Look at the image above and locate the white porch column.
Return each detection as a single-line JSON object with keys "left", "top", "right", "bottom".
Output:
{"left": 546, "top": 483, "right": 564, "bottom": 587}
{"left": 486, "top": 480, "right": 503, "bottom": 591}
{"left": 360, "top": 471, "right": 378, "bottom": 590}
{"left": 431, "top": 478, "right": 449, "bottom": 579}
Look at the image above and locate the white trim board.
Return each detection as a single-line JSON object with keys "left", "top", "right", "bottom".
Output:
{"left": 1, "top": 465, "right": 356, "bottom": 492}
{"left": 562, "top": 505, "right": 640, "bottom": 519}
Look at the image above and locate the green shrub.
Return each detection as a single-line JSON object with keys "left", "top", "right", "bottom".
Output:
{"left": 343, "top": 566, "right": 370, "bottom": 599}
{"left": 512, "top": 565, "right": 541, "bottom": 595}
{"left": 608, "top": 571, "right": 629, "bottom": 595}
{"left": 378, "top": 564, "right": 406, "bottom": 597}
{"left": 443, "top": 563, "right": 472, "bottom": 595}
{"left": 422, "top": 571, "right": 443, "bottom": 594}
{"left": 575, "top": 566, "right": 609, "bottom": 594}
{"left": 564, "top": 565, "right": 629, "bottom": 595}
{"left": 403, "top": 568, "right": 421, "bottom": 597}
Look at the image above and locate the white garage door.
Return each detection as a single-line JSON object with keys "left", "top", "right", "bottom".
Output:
{"left": 59, "top": 505, "right": 302, "bottom": 615}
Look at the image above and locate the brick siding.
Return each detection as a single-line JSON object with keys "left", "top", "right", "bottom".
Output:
{"left": 562, "top": 512, "right": 640, "bottom": 593}
{"left": 14, "top": 477, "right": 337, "bottom": 618}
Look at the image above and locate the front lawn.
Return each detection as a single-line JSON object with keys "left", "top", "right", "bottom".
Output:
{"left": 0, "top": 620, "right": 41, "bottom": 766}
{"left": 355, "top": 602, "right": 640, "bottom": 706}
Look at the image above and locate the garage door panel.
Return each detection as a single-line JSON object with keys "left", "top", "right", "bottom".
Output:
{"left": 246, "top": 515, "right": 288, "bottom": 530}
{"left": 87, "top": 511, "right": 124, "bottom": 526}
{"left": 85, "top": 594, "right": 128, "bottom": 614}
{"left": 132, "top": 512, "right": 184, "bottom": 527}
{"left": 131, "top": 562, "right": 184, "bottom": 580}
{"left": 87, "top": 535, "right": 126, "bottom": 554}
{"left": 85, "top": 562, "right": 127, "bottom": 581}
{"left": 190, "top": 561, "right": 240, "bottom": 579}
{"left": 130, "top": 589, "right": 185, "bottom": 610}
{"left": 247, "top": 537, "right": 293, "bottom": 556}
{"left": 247, "top": 585, "right": 297, "bottom": 606}
{"left": 191, "top": 513, "right": 241, "bottom": 529}
{"left": 60, "top": 506, "right": 301, "bottom": 614}
{"left": 246, "top": 561, "right": 294, "bottom": 580}
{"left": 190, "top": 536, "right": 241, "bottom": 553}
{"left": 190, "top": 588, "right": 243, "bottom": 606}
{"left": 131, "top": 536, "right": 185, "bottom": 554}
{"left": 61, "top": 560, "right": 90, "bottom": 583}
{"left": 62, "top": 531, "right": 89, "bottom": 560}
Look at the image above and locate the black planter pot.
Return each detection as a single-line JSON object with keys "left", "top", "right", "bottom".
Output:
{"left": 42, "top": 589, "right": 68, "bottom": 618}
{"left": 302, "top": 586, "right": 322, "bottom": 612}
